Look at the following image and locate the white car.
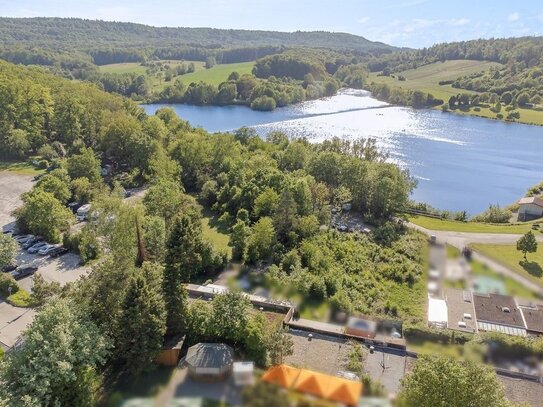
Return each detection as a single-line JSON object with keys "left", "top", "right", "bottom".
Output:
{"left": 27, "top": 241, "right": 48, "bottom": 254}
{"left": 38, "top": 244, "right": 58, "bottom": 255}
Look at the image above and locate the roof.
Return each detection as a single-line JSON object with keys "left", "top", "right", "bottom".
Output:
{"left": 233, "top": 361, "right": 254, "bottom": 373}
{"left": 473, "top": 293, "right": 525, "bottom": 328}
{"left": 444, "top": 288, "right": 477, "bottom": 333}
{"left": 185, "top": 343, "right": 233, "bottom": 369}
{"left": 261, "top": 364, "right": 301, "bottom": 388}
{"left": 520, "top": 304, "right": 543, "bottom": 333}
{"left": 518, "top": 196, "right": 543, "bottom": 207}
{"left": 428, "top": 297, "right": 448, "bottom": 324}
{"left": 261, "top": 365, "right": 362, "bottom": 406}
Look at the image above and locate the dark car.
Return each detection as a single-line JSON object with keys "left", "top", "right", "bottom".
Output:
{"left": 10, "top": 266, "right": 38, "bottom": 280}
{"left": 67, "top": 202, "right": 82, "bottom": 214}
{"left": 49, "top": 247, "right": 69, "bottom": 258}
{"left": 22, "top": 236, "right": 43, "bottom": 249}
{"left": 2, "top": 264, "right": 18, "bottom": 273}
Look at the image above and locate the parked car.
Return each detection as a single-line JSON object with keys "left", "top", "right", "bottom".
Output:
{"left": 10, "top": 265, "right": 38, "bottom": 280}
{"left": 22, "top": 236, "right": 43, "bottom": 249}
{"left": 15, "top": 234, "right": 34, "bottom": 243}
{"left": 67, "top": 201, "right": 82, "bottom": 214}
{"left": 2, "top": 264, "right": 18, "bottom": 273}
{"left": 76, "top": 204, "right": 91, "bottom": 222}
{"left": 27, "top": 241, "right": 48, "bottom": 254}
{"left": 49, "top": 247, "right": 69, "bottom": 258}
{"left": 38, "top": 245, "right": 59, "bottom": 255}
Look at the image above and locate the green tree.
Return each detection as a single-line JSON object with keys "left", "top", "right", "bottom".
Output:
{"left": 211, "top": 290, "right": 251, "bottom": 343}
{"left": 517, "top": 231, "right": 538, "bottom": 261}
{"left": 0, "top": 234, "right": 18, "bottom": 269}
{"left": 254, "top": 188, "right": 280, "bottom": 218}
{"left": 0, "top": 298, "right": 110, "bottom": 406}
{"left": 143, "top": 179, "right": 185, "bottom": 224}
{"left": 273, "top": 189, "right": 299, "bottom": 244}
{"left": 17, "top": 189, "right": 73, "bottom": 242}
{"left": 247, "top": 217, "right": 276, "bottom": 263}
{"left": 36, "top": 174, "right": 71, "bottom": 203}
{"left": 117, "top": 263, "right": 167, "bottom": 373}
{"left": 66, "top": 147, "right": 101, "bottom": 183}
{"left": 266, "top": 327, "right": 294, "bottom": 365}
{"left": 230, "top": 220, "right": 250, "bottom": 261}
{"left": 398, "top": 356, "right": 513, "bottom": 407}
{"left": 143, "top": 215, "right": 167, "bottom": 263}
{"left": 71, "top": 177, "right": 95, "bottom": 204}
{"left": 242, "top": 382, "right": 290, "bottom": 407}
{"left": 1, "top": 128, "right": 30, "bottom": 158}
{"left": 31, "top": 274, "right": 61, "bottom": 307}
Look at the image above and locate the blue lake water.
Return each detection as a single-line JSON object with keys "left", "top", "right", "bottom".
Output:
{"left": 143, "top": 89, "right": 543, "bottom": 215}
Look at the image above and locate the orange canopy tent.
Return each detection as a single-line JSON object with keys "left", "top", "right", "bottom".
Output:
{"left": 262, "top": 365, "right": 363, "bottom": 406}
{"left": 261, "top": 364, "right": 301, "bottom": 388}
{"left": 294, "top": 369, "right": 333, "bottom": 398}
{"left": 327, "top": 380, "right": 363, "bottom": 406}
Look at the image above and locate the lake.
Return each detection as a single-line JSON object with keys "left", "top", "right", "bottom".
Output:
{"left": 143, "top": 89, "right": 543, "bottom": 215}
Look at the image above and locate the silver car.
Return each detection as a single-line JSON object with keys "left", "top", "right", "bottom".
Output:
{"left": 27, "top": 241, "right": 48, "bottom": 254}
{"left": 38, "top": 245, "right": 58, "bottom": 256}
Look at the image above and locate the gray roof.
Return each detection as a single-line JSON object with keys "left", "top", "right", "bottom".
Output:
{"left": 473, "top": 293, "right": 525, "bottom": 328}
{"left": 185, "top": 343, "right": 233, "bottom": 369}
{"left": 520, "top": 305, "right": 543, "bottom": 334}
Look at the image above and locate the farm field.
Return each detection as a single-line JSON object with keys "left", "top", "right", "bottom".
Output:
{"left": 368, "top": 60, "right": 543, "bottom": 126}
{"left": 163, "top": 61, "right": 254, "bottom": 88}
{"left": 408, "top": 215, "right": 537, "bottom": 234}
{"left": 98, "top": 60, "right": 205, "bottom": 75}
{"left": 470, "top": 243, "right": 543, "bottom": 288}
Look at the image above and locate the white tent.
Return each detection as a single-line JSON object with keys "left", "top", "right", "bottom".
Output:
{"left": 233, "top": 361, "right": 254, "bottom": 386}
{"left": 428, "top": 296, "right": 448, "bottom": 328}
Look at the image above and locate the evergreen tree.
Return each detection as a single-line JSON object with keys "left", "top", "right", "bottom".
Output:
{"left": 118, "top": 263, "right": 166, "bottom": 373}
{"left": 230, "top": 220, "right": 250, "bottom": 261}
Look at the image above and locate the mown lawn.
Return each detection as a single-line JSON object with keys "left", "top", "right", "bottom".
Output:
{"left": 470, "top": 243, "right": 543, "bottom": 288}
{"left": 171, "top": 61, "right": 254, "bottom": 88}
{"left": 368, "top": 59, "right": 543, "bottom": 126}
{"left": 0, "top": 160, "right": 42, "bottom": 175}
{"left": 408, "top": 215, "right": 537, "bottom": 234}
{"left": 200, "top": 209, "right": 232, "bottom": 257}
{"left": 470, "top": 257, "right": 539, "bottom": 299}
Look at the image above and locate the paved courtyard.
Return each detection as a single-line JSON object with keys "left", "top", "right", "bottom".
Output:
{"left": 284, "top": 329, "right": 355, "bottom": 375}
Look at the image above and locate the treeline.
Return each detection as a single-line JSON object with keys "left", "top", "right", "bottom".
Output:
{"left": 157, "top": 72, "right": 340, "bottom": 110}
{"left": 368, "top": 82, "right": 444, "bottom": 108}
{"left": 0, "top": 17, "right": 396, "bottom": 53}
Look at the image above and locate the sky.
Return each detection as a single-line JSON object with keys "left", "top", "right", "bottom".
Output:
{"left": 1, "top": 0, "right": 543, "bottom": 48}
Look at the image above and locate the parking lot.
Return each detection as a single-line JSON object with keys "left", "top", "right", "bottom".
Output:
{"left": 0, "top": 170, "right": 89, "bottom": 350}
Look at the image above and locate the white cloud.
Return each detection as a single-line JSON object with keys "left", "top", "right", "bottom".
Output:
{"left": 358, "top": 17, "right": 370, "bottom": 24}
{"left": 403, "top": 18, "right": 440, "bottom": 33}
{"left": 507, "top": 12, "right": 520, "bottom": 22}
{"left": 449, "top": 18, "right": 470, "bottom": 26}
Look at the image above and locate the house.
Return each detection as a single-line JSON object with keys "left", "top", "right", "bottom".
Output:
{"left": 518, "top": 302, "right": 543, "bottom": 336}
{"left": 444, "top": 288, "right": 477, "bottom": 333}
{"left": 518, "top": 196, "right": 543, "bottom": 221}
{"left": 184, "top": 343, "right": 234, "bottom": 381}
{"left": 473, "top": 293, "right": 526, "bottom": 336}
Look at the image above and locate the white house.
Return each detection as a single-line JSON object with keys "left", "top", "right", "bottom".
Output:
{"left": 518, "top": 196, "right": 543, "bottom": 221}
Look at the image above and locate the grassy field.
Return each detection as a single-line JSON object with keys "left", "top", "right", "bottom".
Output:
{"left": 408, "top": 215, "right": 538, "bottom": 234}
{"left": 0, "top": 160, "right": 42, "bottom": 176}
{"left": 368, "top": 60, "right": 543, "bottom": 126}
{"left": 98, "top": 60, "right": 205, "bottom": 75}
{"left": 200, "top": 209, "right": 232, "bottom": 257}
{"left": 470, "top": 257, "right": 539, "bottom": 299}
{"left": 470, "top": 243, "right": 543, "bottom": 288}
{"left": 163, "top": 61, "right": 254, "bottom": 88}
{"left": 368, "top": 60, "right": 502, "bottom": 101}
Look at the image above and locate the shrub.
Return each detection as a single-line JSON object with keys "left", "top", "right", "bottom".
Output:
{"left": 0, "top": 273, "right": 19, "bottom": 297}
{"left": 472, "top": 204, "right": 511, "bottom": 223}
{"left": 251, "top": 96, "right": 277, "bottom": 111}
{"left": 7, "top": 289, "right": 34, "bottom": 308}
